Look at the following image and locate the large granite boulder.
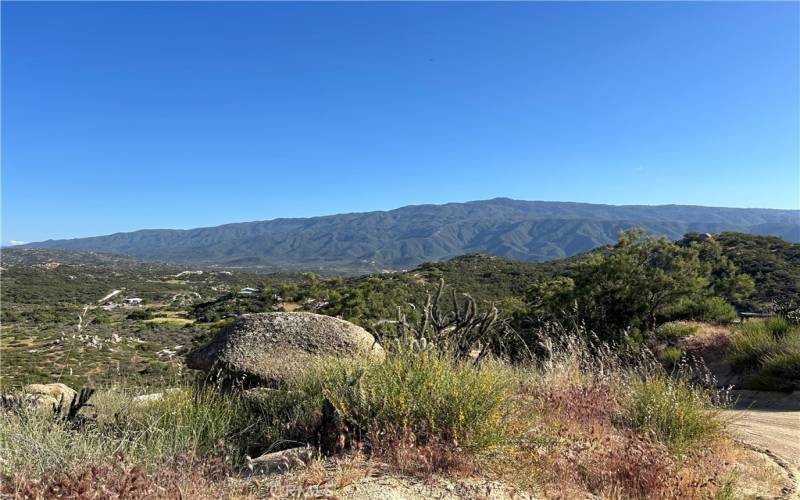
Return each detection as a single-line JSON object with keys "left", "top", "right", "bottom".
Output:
{"left": 186, "top": 312, "right": 384, "bottom": 387}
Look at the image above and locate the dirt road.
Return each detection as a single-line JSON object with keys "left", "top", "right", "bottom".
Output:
{"left": 727, "top": 391, "right": 799, "bottom": 495}
{"left": 728, "top": 391, "right": 799, "bottom": 467}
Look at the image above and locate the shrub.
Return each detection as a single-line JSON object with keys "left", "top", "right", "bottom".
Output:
{"left": 655, "top": 322, "right": 697, "bottom": 341}
{"left": 0, "top": 388, "right": 254, "bottom": 478}
{"left": 764, "top": 315, "right": 794, "bottom": 338}
{"left": 515, "top": 327, "right": 732, "bottom": 498}
{"left": 0, "top": 403, "right": 115, "bottom": 477}
{"left": 663, "top": 297, "right": 737, "bottom": 325}
{"left": 664, "top": 297, "right": 737, "bottom": 324}
{"left": 621, "top": 373, "right": 726, "bottom": 455}
{"left": 696, "top": 297, "right": 738, "bottom": 324}
{"left": 117, "top": 389, "right": 251, "bottom": 466}
{"left": 658, "top": 347, "right": 684, "bottom": 368}
{"left": 241, "top": 375, "right": 329, "bottom": 451}
{"left": 728, "top": 319, "right": 800, "bottom": 390}
{"left": 127, "top": 309, "right": 154, "bottom": 321}
{"left": 92, "top": 309, "right": 114, "bottom": 324}
{"left": 319, "top": 342, "right": 517, "bottom": 452}
{"left": 4, "top": 451, "right": 233, "bottom": 499}
{"left": 729, "top": 321, "right": 777, "bottom": 370}
{"left": 750, "top": 350, "right": 800, "bottom": 391}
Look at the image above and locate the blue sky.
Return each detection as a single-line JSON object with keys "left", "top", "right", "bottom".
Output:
{"left": 2, "top": 1, "right": 798, "bottom": 244}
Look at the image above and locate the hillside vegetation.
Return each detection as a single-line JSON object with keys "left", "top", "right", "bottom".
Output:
{"left": 2, "top": 231, "right": 797, "bottom": 389}
{"left": 20, "top": 198, "right": 800, "bottom": 270}
{"left": 1, "top": 330, "right": 739, "bottom": 498}
{"left": 1, "top": 230, "right": 797, "bottom": 497}
{"left": 705, "top": 232, "right": 799, "bottom": 309}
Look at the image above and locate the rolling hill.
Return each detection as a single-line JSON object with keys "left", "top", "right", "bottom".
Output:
{"left": 20, "top": 198, "right": 800, "bottom": 269}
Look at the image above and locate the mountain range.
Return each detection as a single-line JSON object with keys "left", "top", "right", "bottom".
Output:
{"left": 20, "top": 198, "right": 800, "bottom": 270}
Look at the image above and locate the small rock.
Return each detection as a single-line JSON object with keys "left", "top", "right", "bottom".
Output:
{"left": 132, "top": 393, "right": 165, "bottom": 404}
{"left": 244, "top": 446, "right": 317, "bottom": 475}
{"left": 132, "top": 388, "right": 181, "bottom": 404}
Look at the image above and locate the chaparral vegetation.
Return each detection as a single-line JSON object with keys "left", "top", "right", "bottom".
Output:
{"left": 1, "top": 230, "right": 798, "bottom": 498}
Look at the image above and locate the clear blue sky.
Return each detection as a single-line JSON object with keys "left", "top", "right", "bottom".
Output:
{"left": 2, "top": 1, "right": 798, "bottom": 244}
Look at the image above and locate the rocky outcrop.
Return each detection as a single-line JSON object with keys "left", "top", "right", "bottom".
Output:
{"left": 186, "top": 312, "right": 384, "bottom": 387}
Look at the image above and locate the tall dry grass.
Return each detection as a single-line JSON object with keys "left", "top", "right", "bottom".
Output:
{"left": 490, "top": 324, "right": 734, "bottom": 498}
{"left": 317, "top": 338, "right": 518, "bottom": 453}
{"left": 2, "top": 322, "right": 737, "bottom": 498}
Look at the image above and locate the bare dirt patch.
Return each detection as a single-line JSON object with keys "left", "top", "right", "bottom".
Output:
{"left": 677, "top": 322, "right": 742, "bottom": 387}
{"left": 732, "top": 445, "right": 796, "bottom": 500}
{"left": 729, "top": 392, "right": 800, "bottom": 462}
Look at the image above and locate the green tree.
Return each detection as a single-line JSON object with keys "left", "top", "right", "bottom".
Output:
{"left": 681, "top": 234, "right": 755, "bottom": 304}
{"left": 522, "top": 229, "right": 723, "bottom": 344}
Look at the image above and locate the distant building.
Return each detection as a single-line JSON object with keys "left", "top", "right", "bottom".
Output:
{"left": 239, "top": 287, "right": 260, "bottom": 295}
{"left": 123, "top": 297, "right": 143, "bottom": 306}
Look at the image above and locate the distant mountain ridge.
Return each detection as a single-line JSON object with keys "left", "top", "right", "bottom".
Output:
{"left": 21, "top": 198, "right": 800, "bottom": 269}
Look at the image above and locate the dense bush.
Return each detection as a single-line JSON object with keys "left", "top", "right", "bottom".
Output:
{"left": 700, "top": 232, "right": 799, "bottom": 310}
{"left": 319, "top": 342, "right": 516, "bottom": 452}
{"left": 126, "top": 309, "right": 154, "bottom": 321}
{"left": 752, "top": 351, "right": 800, "bottom": 391}
{"left": 663, "top": 297, "right": 737, "bottom": 324}
{"left": 695, "top": 297, "right": 738, "bottom": 324}
{"left": 764, "top": 315, "right": 793, "bottom": 337}
{"left": 519, "top": 229, "right": 751, "bottom": 345}
{"left": 655, "top": 322, "right": 698, "bottom": 341}
{"left": 657, "top": 346, "right": 684, "bottom": 369}
{"left": 621, "top": 373, "right": 726, "bottom": 455}
{"left": 730, "top": 321, "right": 779, "bottom": 369}
{"left": 729, "top": 317, "right": 800, "bottom": 390}
{"left": 117, "top": 389, "right": 254, "bottom": 465}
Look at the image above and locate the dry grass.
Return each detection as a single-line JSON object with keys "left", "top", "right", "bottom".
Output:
{"left": 2, "top": 326, "right": 740, "bottom": 499}
{"left": 366, "top": 428, "right": 478, "bottom": 478}
{"left": 316, "top": 340, "right": 518, "bottom": 453}
{"left": 143, "top": 317, "right": 195, "bottom": 325}
{"left": 3, "top": 452, "right": 235, "bottom": 500}
{"left": 481, "top": 328, "right": 734, "bottom": 499}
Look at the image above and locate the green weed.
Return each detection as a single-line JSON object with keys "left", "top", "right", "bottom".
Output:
{"left": 319, "top": 343, "right": 517, "bottom": 452}
{"left": 658, "top": 346, "right": 684, "bottom": 368}
{"left": 621, "top": 373, "right": 726, "bottom": 455}
{"left": 656, "top": 322, "right": 698, "bottom": 341}
{"left": 730, "top": 321, "right": 777, "bottom": 369}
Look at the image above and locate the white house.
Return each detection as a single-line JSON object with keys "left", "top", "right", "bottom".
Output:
{"left": 239, "top": 287, "right": 260, "bottom": 295}
{"left": 123, "top": 297, "right": 143, "bottom": 306}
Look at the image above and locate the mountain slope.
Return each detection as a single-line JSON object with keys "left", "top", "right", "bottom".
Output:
{"left": 21, "top": 198, "right": 800, "bottom": 269}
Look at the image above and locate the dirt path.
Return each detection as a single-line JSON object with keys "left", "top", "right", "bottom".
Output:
{"left": 727, "top": 391, "right": 800, "bottom": 496}
{"left": 97, "top": 289, "right": 122, "bottom": 303}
